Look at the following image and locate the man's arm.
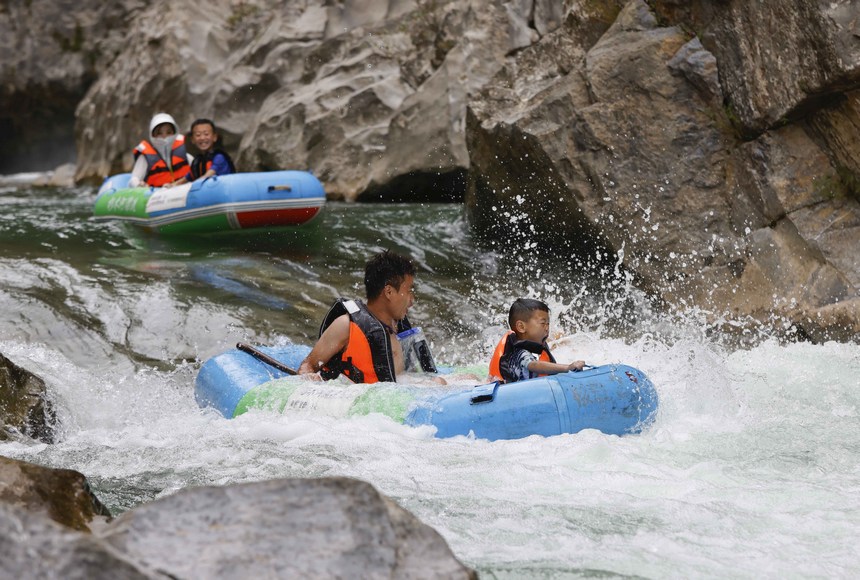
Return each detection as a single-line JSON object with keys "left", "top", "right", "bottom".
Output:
{"left": 298, "top": 314, "right": 351, "bottom": 374}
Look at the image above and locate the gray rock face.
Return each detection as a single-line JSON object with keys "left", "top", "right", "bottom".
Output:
{"left": 0, "top": 504, "right": 160, "bottom": 580}
{"left": 0, "top": 352, "right": 57, "bottom": 443}
{"left": 698, "top": 0, "right": 860, "bottom": 135}
{"left": 98, "top": 477, "right": 475, "bottom": 579}
{"left": 0, "top": 0, "right": 139, "bottom": 173}
{"left": 466, "top": 0, "right": 860, "bottom": 340}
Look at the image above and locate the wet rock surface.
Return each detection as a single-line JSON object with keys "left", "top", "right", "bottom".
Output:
{"left": 0, "top": 460, "right": 476, "bottom": 579}
{"left": 0, "top": 353, "right": 57, "bottom": 443}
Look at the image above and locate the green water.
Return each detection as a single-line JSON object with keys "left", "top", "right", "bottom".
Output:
{"left": 0, "top": 183, "right": 616, "bottom": 369}
{"left": 2, "top": 182, "right": 859, "bottom": 578}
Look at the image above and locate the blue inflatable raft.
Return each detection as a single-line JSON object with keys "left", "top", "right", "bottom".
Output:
{"left": 93, "top": 171, "right": 325, "bottom": 234}
{"left": 195, "top": 344, "right": 659, "bottom": 440}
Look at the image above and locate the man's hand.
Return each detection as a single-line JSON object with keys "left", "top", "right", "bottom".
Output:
{"left": 568, "top": 360, "right": 585, "bottom": 372}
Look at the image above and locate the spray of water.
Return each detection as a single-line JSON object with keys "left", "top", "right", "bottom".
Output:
{"left": 1, "top": 184, "right": 858, "bottom": 577}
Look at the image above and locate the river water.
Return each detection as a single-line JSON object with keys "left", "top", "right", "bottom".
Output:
{"left": 1, "top": 181, "right": 858, "bottom": 578}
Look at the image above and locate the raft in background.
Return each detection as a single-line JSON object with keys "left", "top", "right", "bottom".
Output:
{"left": 93, "top": 171, "right": 325, "bottom": 234}
{"left": 194, "top": 344, "right": 659, "bottom": 440}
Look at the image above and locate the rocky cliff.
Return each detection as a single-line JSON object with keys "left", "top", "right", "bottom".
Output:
{"left": 1, "top": 0, "right": 858, "bottom": 340}
{"left": 0, "top": 0, "right": 141, "bottom": 173}
{"left": 466, "top": 0, "right": 860, "bottom": 340}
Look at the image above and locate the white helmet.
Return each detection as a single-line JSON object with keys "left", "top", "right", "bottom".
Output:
{"left": 149, "top": 113, "right": 177, "bottom": 137}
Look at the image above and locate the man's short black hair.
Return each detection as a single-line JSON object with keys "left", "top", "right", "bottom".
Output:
{"left": 365, "top": 250, "right": 415, "bottom": 299}
{"left": 508, "top": 298, "right": 549, "bottom": 329}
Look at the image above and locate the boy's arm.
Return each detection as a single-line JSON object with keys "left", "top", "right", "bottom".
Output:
{"left": 527, "top": 359, "right": 585, "bottom": 375}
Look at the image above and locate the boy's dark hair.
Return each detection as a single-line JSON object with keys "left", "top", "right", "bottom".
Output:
{"left": 508, "top": 298, "right": 550, "bottom": 329}
{"left": 190, "top": 118, "right": 216, "bottom": 132}
{"left": 365, "top": 251, "right": 415, "bottom": 299}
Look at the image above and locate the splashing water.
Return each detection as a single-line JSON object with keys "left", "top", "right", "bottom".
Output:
{"left": 1, "top": 183, "right": 858, "bottom": 577}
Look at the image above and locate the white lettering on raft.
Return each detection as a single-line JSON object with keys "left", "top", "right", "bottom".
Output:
{"left": 105, "top": 195, "right": 140, "bottom": 213}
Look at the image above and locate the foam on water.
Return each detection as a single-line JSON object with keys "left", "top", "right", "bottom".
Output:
{"left": 3, "top": 335, "right": 858, "bottom": 578}
{"left": 2, "top": 186, "right": 858, "bottom": 577}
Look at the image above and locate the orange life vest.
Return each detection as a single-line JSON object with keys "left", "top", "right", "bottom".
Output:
{"left": 133, "top": 135, "right": 191, "bottom": 187}
{"left": 488, "top": 331, "right": 555, "bottom": 383}
{"left": 318, "top": 299, "right": 398, "bottom": 384}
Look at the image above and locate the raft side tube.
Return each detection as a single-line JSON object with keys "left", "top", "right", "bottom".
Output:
{"left": 405, "top": 365, "right": 658, "bottom": 440}
{"left": 249, "top": 170, "right": 326, "bottom": 199}
{"left": 97, "top": 173, "right": 133, "bottom": 197}
{"left": 405, "top": 378, "right": 569, "bottom": 440}
{"left": 556, "top": 365, "right": 659, "bottom": 435}
{"left": 195, "top": 345, "right": 311, "bottom": 417}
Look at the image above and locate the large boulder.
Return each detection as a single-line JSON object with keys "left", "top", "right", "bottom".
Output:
{"left": 466, "top": 0, "right": 860, "bottom": 340}
{"left": 98, "top": 477, "right": 476, "bottom": 579}
{"left": 0, "top": 456, "right": 111, "bottom": 532}
{"left": 0, "top": 457, "right": 475, "bottom": 578}
{"left": 724, "top": 123, "right": 860, "bottom": 338}
{"left": 0, "top": 503, "right": 159, "bottom": 579}
{"left": 0, "top": 352, "right": 57, "bottom": 443}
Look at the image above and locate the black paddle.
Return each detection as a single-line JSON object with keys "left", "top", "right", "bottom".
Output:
{"left": 236, "top": 342, "right": 298, "bottom": 375}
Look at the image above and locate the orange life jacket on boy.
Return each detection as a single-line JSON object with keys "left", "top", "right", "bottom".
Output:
{"left": 488, "top": 331, "right": 555, "bottom": 383}
{"left": 133, "top": 135, "right": 191, "bottom": 187}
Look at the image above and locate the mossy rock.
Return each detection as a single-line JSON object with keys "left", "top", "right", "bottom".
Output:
{"left": 0, "top": 456, "right": 112, "bottom": 531}
{"left": 0, "top": 353, "right": 57, "bottom": 444}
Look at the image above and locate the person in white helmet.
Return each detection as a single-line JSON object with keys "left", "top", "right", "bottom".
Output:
{"left": 128, "top": 113, "right": 194, "bottom": 187}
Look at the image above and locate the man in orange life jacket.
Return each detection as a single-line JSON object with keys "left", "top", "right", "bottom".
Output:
{"left": 488, "top": 298, "right": 585, "bottom": 383}
{"left": 298, "top": 251, "right": 442, "bottom": 384}
{"left": 128, "top": 113, "right": 193, "bottom": 188}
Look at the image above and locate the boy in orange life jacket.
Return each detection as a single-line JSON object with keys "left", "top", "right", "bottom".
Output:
{"left": 298, "top": 251, "right": 444, "bottom": 385}
{"left": 489, "top": 298, "right": 585, "bottom": 383}
{"left": 128, "top": 113, "right": 193, "bottom": 188}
